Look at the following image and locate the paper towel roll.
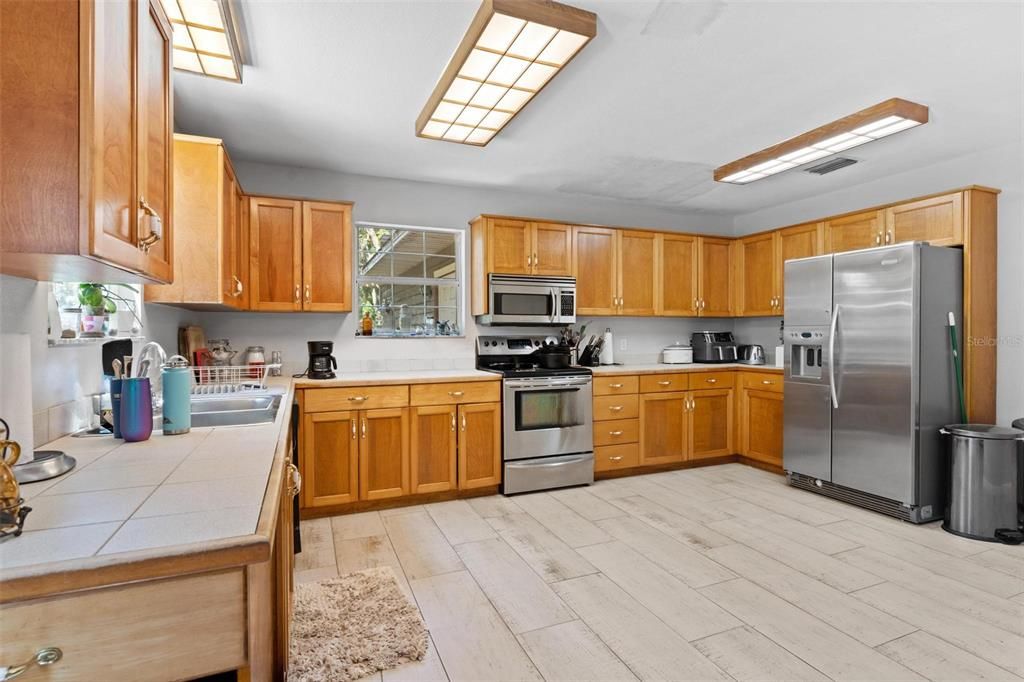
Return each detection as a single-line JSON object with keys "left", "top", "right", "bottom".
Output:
{"left": 0, "top": 333, "right": 35, "bottom": 457}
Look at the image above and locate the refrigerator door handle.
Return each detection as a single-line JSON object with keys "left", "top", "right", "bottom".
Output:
{"left": 828, "top": 304, "right": 840, "bottom": 408}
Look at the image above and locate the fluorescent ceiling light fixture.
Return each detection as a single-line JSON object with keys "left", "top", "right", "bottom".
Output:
{"left": 714, "top": 98, "right": 928, "bottom": 184}
{"left": 161, "top": 0, "right": 244, "bottom": 83}
{"left": 416, "top": 0, "right": 597, "bottom": 147}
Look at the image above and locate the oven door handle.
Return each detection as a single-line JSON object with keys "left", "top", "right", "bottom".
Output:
{"left": 505, "top": 453, "right": 591, "bottom": 469}
{"left": 504, "top": 380, "right": 591, "bottom": 390}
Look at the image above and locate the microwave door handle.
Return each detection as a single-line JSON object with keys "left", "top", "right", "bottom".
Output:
{"left": 550, "top": 290, "right": 558, "bottom": 323}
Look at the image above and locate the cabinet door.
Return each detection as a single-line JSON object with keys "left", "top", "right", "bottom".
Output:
{"left": 573, "top": 226, "right": 618, "bottom": 315}
{"left": 775, "top": 222, "right": 823, "bottom": 313}
{"left": 221, "top": 161, "right": 245, "bottom": 308}
{"left": 886, "top": 192, "right": 963, "bottom": 247}
{"left": 411, "top": 405, "right": 457, "bottom": 494}
{"left": 88, "top": 0, "right": 140, "bottom": 273}
{"left": 638, "top": 392, "right": 687, "bottom": 465}
{"left": 741, "top": 389, "right": 783, "bottom": 466}
{"left": 302, "top": 201, "right": 352, "bottom": 312}
{"left": 736, "top": 232, "right": 776, "bottom": 317}
{"left": 303, "top": 410, "right": 359, "bottom": 507}
{"left": 532, "top": 223, "right": 573, "bottom": 275}
{"left": 250, "top": 197, "right": 302, "bottom": 311}
{"left": 274, "top": 461, "right": 295, "bottom": 679}
{"left": 689, "top": 389, "right": 734, "bottom": 460}
{"left": 236, "top": 186, "right": 251, "bottom": 309}
{"left": 360, "top": 408, "right": 409, "bottom": 501}
{"left": 458, "top": 402, "right": 502, "bottom": 489}
{"left": 656, "top": 234, "right": 698, "bottom": 316}
{"left": 826, "top": 210, "right": 883, "bottom": 253}
{"left": 698, "top": 237, "right": 733, "bottom": 316}
{"left": 618, "top": 230, "right": 657, "bottom": 316}
{"left": 135, "top": 0, "right": 173, "bottom": 282}
{"left": 488, "top": 219, "right": 532, "bottom": 274}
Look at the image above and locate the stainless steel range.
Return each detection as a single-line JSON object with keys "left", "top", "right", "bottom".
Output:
{"left": 477, "top": 335, "right": 593, "bottom": 494}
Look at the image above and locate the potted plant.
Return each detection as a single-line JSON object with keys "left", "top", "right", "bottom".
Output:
{"left": 77, "top": 283, "right": 142, "bottom": 337}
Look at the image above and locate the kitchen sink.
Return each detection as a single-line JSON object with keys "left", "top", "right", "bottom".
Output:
{"left": 189, "top": 391, "right": 284, "bottom": 428}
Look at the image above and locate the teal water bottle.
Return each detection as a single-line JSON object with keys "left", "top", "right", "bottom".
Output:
{"left": 161, "top": 355, "right": 192, "bottom": 435}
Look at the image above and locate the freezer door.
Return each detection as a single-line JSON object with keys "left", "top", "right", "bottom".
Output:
{"left": 831, "top": 244, "right": 918, "bottom": 503}
{"left": 784, "top": 254, "right": 833, "bottom": 327}
{"left": 783, "top": 380, "right": 832, "bottom": 480}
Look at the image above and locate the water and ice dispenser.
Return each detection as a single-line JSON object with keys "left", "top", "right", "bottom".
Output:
{"left": 786, "top": 329, "right": 825, "bottom": 379}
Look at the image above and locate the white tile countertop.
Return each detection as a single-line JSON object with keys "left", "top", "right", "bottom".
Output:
{"left": 588, "top": 362, "right": 784, "bottom": 375}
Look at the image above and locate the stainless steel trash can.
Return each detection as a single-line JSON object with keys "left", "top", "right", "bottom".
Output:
{"left": 941, "top": 424, "right": 1024, "bottom": 543}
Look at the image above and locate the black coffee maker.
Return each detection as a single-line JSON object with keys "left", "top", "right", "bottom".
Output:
{"left": 306, "top": 340, "right": 337, "bottom": 379}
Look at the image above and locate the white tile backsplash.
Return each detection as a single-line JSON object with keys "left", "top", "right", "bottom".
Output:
{"left": 32, "top": 410, "right": 49, "bottom": 448}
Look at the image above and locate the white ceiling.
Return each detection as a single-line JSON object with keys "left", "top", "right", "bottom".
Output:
{"left": 174, "top": 1, "right": 1023, "bottom": 217}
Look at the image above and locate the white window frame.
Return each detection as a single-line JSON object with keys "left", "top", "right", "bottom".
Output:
{"left": 354, "top": 221, "right": 465, "bottom": 338}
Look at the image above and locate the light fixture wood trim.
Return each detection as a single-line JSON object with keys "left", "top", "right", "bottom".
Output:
{"left": 713, "top": 98, "right": 929, "bottom": 182}
{"left": 416, "top": 0, "right": 597, "bottom": 146}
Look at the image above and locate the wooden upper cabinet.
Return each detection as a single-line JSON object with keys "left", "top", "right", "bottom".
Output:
{"left": 826, "top": 210, "right": 884, "bottom": 253}
{"left": 532, "top": 223, "right": 573, "bottom": 276}
{"left": 639, "top": 392, "right": 687, "bottom": 465}
{"left": 489, "top": 219, "right": 533, "bottom": 274}
{"left": 411, "top": 405, "right": 457, "bottom": 495}
{"left": 618, "top": 231, "right": 657, "bottom": 316}
{"left": 885, "top": 192, "right": 963, "bottom": 247}
{"left": 302, "top": 410, "right": 359, "bottom": 508}
{"left": 360, "top": 408, "right": 410, "bottom": 501}
{"left": 302, "top": 201, "right": 353, "bottom": 312}
{"left": 776, "top": 222, "right": 823, "bottom": 311}
{"left": 689, "top": 389, "right": 733, "bottom": 460}
{"left": 656, "top": 234, "right": 698, "bottom": 316}
{"left": 458, "top": 402, "right": 502, "bottom": 489}
{"left": 697, "top": 237, "right": 733, "bottom": 316}
{"left": 736, "top": 233, "right": 776, "bottom": 317}
{"left": 573, "top": 226, "right": 619, "bottom": 316}
{"left": 0, "top": 0, "right": 174, "bottom": 283}
{"left": 250, "top": 197, "right": 303, "bottom": 311}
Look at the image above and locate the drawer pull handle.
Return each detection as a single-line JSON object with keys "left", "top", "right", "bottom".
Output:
{"left": 361, "top": 419, "right": 367, "bottom": 439}
{"left": 448, "top": 391, "right": 464, "bottom": 397}
{"left": 706, "top": 378, "right": 717, "bottom": 384}
{"left": 657, "top": 380, "right": 672, "bottom": 386}
{"left": 609, "top": 405, "right": 624, "bottom": 412}
{"left": 608, "top": 383, "right": 624, "bottom": 389}
{"left": 761, "top": 380, "right": 774, "bottom": 385}
{"left": 2, "top": 647, "right": 62, "bottom": 681}
{"left": 609, "top": 455, "right": 623, "bottom": 462}
{"left": 348, "top": 395, "right": 368, "bottom": 402}
{"left": 287, "top": 462, "right": 302, "bottom": 497}
{"left": 608, "top": 430, "right": 624, "bottom": 436}
{"left": 451, "top": 413, "right": 456, "bottom": 432}
{"left": 461, "top": 414, "right": 467, "bottom": 431}
{"left": 351, "top": 419, "right": 357, "bottom": 439}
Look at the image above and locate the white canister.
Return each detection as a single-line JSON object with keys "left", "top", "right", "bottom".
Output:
{"left": 661, "top": 343, "right": 693, "bottom": 364}
{"left": 775, "top": 345, "right": 785, "bottom": 368}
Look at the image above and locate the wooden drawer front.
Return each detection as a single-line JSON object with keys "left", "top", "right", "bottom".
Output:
{"left": 594, "top": 418, "right": 639, "bottom": 446}
{"left": 593, "top": 375, "right": 639, "bottom": 396}
{"left": 305, "top": 385, "right": 409, "bottom": 412}
{"left": 593, "top": 394, "right": 639, "bottom": 421}
{"left": 639, "top": 373, "right": 689, "bottom": 393}
{"left": 741, "top": 373, "right": 783, "bottom": 393}
{"left": 410, "top": 381, "right": 500, "bottom": 406}
{"left": 594, "top": 443, "right": 639, "bottom": 472}
{"left": 0, "top": 570, "right": 246, "bottom": 681}
{"left": 688, "top": 372, "right": 735, "bottom": 390}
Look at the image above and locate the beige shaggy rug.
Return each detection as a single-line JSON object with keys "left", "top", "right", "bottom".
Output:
{"left": 289, "top": 566, "right": 429, "bottom": 682}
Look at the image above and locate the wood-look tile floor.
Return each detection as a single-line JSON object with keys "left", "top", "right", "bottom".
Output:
{"left": 295, "top": 463, "right": 1024, "bottom": 681}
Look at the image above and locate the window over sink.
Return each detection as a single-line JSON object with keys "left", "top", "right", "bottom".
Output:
{"left": 355, "top": 223, "right": 463, "bottom": 337}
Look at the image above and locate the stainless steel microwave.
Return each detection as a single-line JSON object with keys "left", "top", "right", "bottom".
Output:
{"left": 478, "top": 274, "right": 576, "bottom": 326}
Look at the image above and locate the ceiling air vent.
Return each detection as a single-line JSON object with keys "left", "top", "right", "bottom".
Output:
{"left": 805, "top": 157, "right": 858, "bottom": 175}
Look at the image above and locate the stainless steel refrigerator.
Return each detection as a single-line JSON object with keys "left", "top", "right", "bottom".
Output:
{"left": 783, "top": 242, "right": 963, "bottom": 522}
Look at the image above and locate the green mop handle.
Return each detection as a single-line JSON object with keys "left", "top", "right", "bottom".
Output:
{"left": 948, "top": 311, "right": 967, "bottom": 423}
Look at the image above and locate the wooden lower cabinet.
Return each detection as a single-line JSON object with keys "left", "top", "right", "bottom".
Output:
{"left": 689, "top": 388, "right": 734, "bottom": 460}
{"left": 639, "top": 392, "right": 688, "bottom": 465}
{"left": 458, "top": 403, "right": 502, "bottom": 489}
{"left": 739, "top": 373, "right": 784, "bottom": 467}
{"left": 360, "top": 408, "right": 410, "bottom": 501}
{"left": 303, "top": 410, "right": 359, "bottom": 507}
{"left": 595, "top": 443, "right": 639, "bottom": 472}
{"left": 411, "top": 405, "right": 457, "bottom": 494}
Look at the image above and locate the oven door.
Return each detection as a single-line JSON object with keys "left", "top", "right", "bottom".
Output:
{"left": 503, "top": 376, "right": 593, "bottom": 461}
{"left": 489, "top": 285, "right": 559, "bottom": 325}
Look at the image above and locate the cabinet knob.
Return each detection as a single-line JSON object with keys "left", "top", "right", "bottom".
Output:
{"left": 2, "top": 647, "right": 62, "bottom": 681}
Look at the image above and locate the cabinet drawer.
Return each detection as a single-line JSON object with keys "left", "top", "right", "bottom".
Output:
{"left": 593, "top": 375, "right": 639, "bottom": 395}
{"left": 688, "top": 372, "right": 735, "bottom": 390}
{"left": 0, "top": 570, "right": 246, "bottom": 681}
{"left": 639, "top": 373, "right": 689, "bottom": 393}
{"left": 593, "top": 418, "right": 639, "bottom": 446}
{"left": 305, "top": 385, "right": 409, "bottom": 412}
{"left": 594, "top": 443, "right": 639, "bottom": 472}
{"left": 410, "top": 381, "right": 500, "bottom": 406}
{"left": 593, "top": 394, "right": 639, "bottom": 421}
{"left": 740, "top": 373, "right": 783, "bottom": 393}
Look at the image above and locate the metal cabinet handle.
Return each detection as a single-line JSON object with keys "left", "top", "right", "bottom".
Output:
{"left": 2, "top": 647, "right": 62, "bottom": 681}
{"left": 885, "top": 230, "right": 893, "bottom": 244}
{"left": 706, "top": 378, "right": 717, "bottom": 384}
{"left": 693, "top": 298, "right": 699, "bottom": 310}
{"left": 609, "top": 455, "right": 623, "bottom": 462}
{"left": 305, "top": 284, "right": 311, "bottom": 303}
{"left": 608, "top": 383, "right": 624, "bottom": 389}
{"left": 527, "top": 255, "right": 533, "bottom": 267}
{"left": 348, "top": 395, "right": 368, "bottom": 402}
{"left": 361, "top": 419, "right": 367, "bottom": 439}
{"left": 609, "top": 405, "right": 624, "bottom": 412}
{"left": 701, "top": 299, "right": 706, "bottom": 310}
{"left": 533, "top": 252, "right": 538, "bottom": 266}
{"left": 875, "top": 232, "right": 882, "bottom": 245}
{"left": 451, "top": 412, "right": 456, "bottom": 432}
{"left": 294, "top": 285, "right": 301, "bottom": 302}
{"left": 287, "top": 462, "right": 302, "bottom": 497}
{"left": 657, "top": 380, "right": 672, "bottom": 386}
{"left": 608, "top": 430, "right": 624, "bottom": 436}
{"left": 351, "top": 419, "right": 357, "bottom": 439}
{"left": 761, "top": 380, "right": 774, "bottom": 385}
{"left": 461, "top": 414, "right": 467, "bottom": 431}
{"left": 138, "top": 196, "right": 163, "bottom": 251}
{"left": 448, "top": 391, "right": 464, "bottom": 397}
{"left": 229, "top": 275, "right": 243, "bottom": 297}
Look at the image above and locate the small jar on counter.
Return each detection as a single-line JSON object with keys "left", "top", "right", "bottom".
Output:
{"left": 244, "top": 345, "right": 266, "bottom": 379}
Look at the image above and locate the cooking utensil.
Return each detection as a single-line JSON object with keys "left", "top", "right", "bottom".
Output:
{"left": 111, "top": 358, "right": 123, "bottom": 379}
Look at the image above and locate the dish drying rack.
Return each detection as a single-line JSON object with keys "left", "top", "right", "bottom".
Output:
{"left": 190, "top": 364, "right": 282, "bottom": 395}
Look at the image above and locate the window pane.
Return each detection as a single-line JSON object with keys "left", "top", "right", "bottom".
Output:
{"left": 429, "top": 284, "right": 459, "bottom": 308}
{"left": 426, "top": 255, "right": 456, "bottom": 279}
{"left": 425, "top": 232, "right": 456, "bottom": 257}
{"left": 392, "top": 252, "right": 426, "bottom": 278}
{"left": 393, "top": 230, "right": 424, "bottom": 254}
{"left": 393, "top": 284, "right": 425, "bottom": 307}
{"left": 361, "top": 252, "right": 392, "bottom": 277}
